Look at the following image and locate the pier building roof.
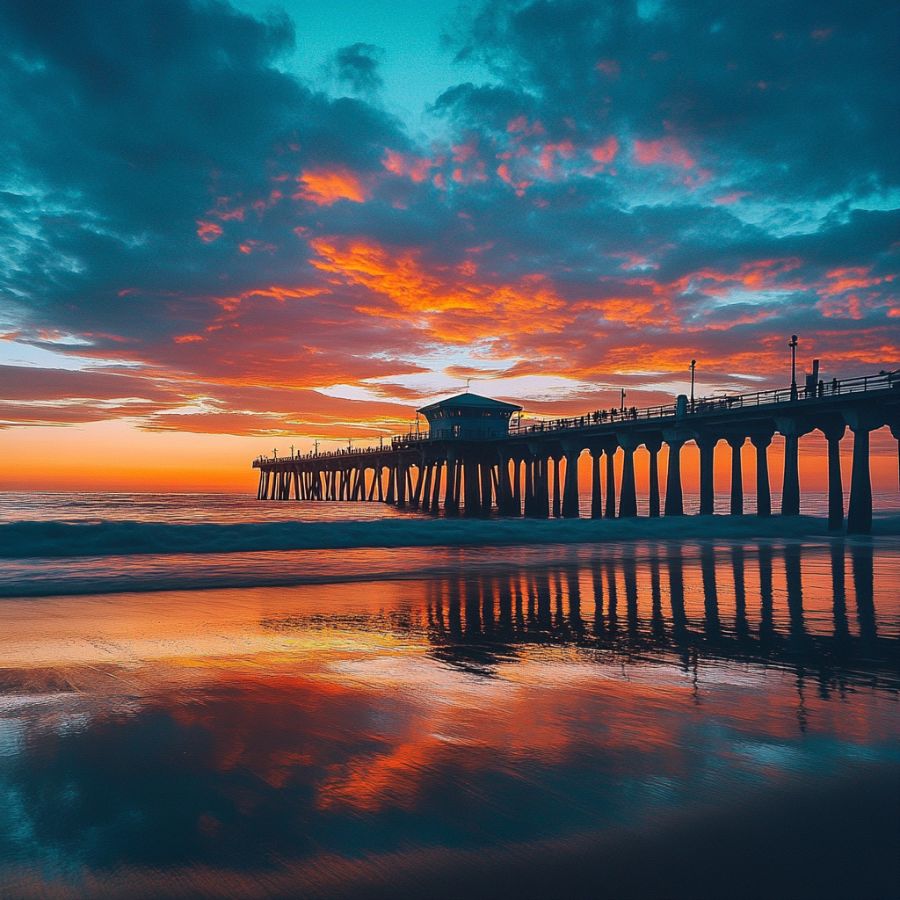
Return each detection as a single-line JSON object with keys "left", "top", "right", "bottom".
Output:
{"left": 417, "top": 392, "right": 522, "bottom": 415}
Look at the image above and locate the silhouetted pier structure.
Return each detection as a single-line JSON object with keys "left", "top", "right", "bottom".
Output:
{"left": 253, "top": 370, "right": 900, "bottom": 534}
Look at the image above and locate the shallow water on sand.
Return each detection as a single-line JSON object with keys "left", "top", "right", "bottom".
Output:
{"left": 0, "top": 525, "right": 898, "bottom": 898}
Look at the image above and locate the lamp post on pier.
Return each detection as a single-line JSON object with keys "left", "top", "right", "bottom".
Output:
{"left": 690, "top": 359, "right": 696, "bottom": 412}
{"left": 789, "top": 334, "right": 798, "bottom": 400}
{"left": 620, "top": 388, "right": 626, "bottom": 412}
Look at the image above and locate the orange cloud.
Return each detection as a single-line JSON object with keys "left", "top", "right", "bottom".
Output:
{"left": 820, "top": 266, "right": 893, "bottom": 296}
{"left": 295, "top": 167, "right": 369, "bottom": 205}
{"left": 309, "top": 236, "right": 569, "bottom": 342}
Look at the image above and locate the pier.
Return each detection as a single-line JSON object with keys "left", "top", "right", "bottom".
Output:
{"left": 253, "top": 369, "right": 900, "bottom": 534}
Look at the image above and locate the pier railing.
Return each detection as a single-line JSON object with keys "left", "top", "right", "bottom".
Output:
{"left": 255, "top": 369, "right": 898, "bottom": 464}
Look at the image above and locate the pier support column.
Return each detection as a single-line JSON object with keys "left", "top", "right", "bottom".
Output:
{"left": 891, "top": 423, "right": 900, "bottom": 491}
{"left": 535, "top": 456, "right": 550, "bottom": 518}
{"left": 396, "top": 461, "right": 407, "bottom": 508}
{"left": 645, "top": 439, "right": 662, "bottom": 518}
{"left": 430, "top": 460, "right": 443, "bottom": 512}
{"left": 846, "top": 425, "right": 874, "bottom": 535}
{"left": 552, "top": 455, "right": 562, "bottom": 518}
{"left": 498, "top": 455, "right": 513, "bottom": 515}
{"left": 590, "top": 450, "right": 603, "bottom": 519}
{"left": 847, "top": 427, "right": 872, "bottom": 535}
{"left": 464, "top": 455, "right": 480, "bottom": 517}
{"left": 617, "top": 436, "right": 638, "bottom": 518}
{"left": 562, "top": 443, "right": 581, "bottom": 518}
{"left": 512, "top": 458, "right": 522, "bottom": 516}
{"left": 751, "top": 433, "right": 772, "bottom": 517}
{"left": 776, "top": 418, "right": 805, "bottom": 517}
{"left": 421, "top": 462, "right": 433, "bottom": 511}
{"left": 782, "top": 434, "right": 800, "bottom": 516}
{"left": 727, "top": 437, "right": 745, "bottom": 516}
{"left": 822, "top": 423, "right": 845, "bottom": 530}
{"left": 697, "top": 435, "right": 716, "bottom": 515}
{"left": 663, "top": 437, "right": 685, "bottom": 516}
{"left": 480, "top": 459, "right": 493, "bottom": 515}
{"left": 385, "top": 465, "right": 396, "bottom": 504}
{"left": 604, "top": 447, "right": 617, "bottom": 518}
{"left": 523, "top": 456, "right": 535, "bottom": 517}
{"left": 444, "top": 453, "right": 459, "bottom": 516}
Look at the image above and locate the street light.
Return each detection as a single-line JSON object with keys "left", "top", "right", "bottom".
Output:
{"left": 620, "top": 388, "right": 626, "bottom": 412}
{"left": 690, "top": 359, "right": 697, "bottom": 412}
{"left": 789, "top": 334, "right": 799, "bottom": 400}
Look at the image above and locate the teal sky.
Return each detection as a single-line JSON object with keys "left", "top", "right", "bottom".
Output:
{"left": 232, "top": 0, "right": 489, "bottom": 134}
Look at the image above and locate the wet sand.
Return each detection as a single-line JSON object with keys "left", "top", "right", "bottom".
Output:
{"left": 1, "top": 539, "right": 898, "bottom": 898}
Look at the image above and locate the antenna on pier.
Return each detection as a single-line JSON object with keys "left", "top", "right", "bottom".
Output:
{"left": 290, "top": 444, "right": 294, "bottom": 459}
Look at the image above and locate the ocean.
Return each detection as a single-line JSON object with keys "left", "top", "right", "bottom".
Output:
{"left": 1, "top": 492, "right": 898, "bottom": 898}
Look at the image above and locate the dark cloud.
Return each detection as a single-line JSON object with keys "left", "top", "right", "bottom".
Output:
{"left": 448, "top": 0, "right": 900, "bottom": 199}
{"left": 330, "top": 43, "right": 384, "bottom": 95}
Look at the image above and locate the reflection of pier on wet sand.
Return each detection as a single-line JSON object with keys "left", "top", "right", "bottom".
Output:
{"left": 263, "top": 541, "right": 899, "bottom": 699}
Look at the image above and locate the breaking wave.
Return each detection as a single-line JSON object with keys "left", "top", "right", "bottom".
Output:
{"left": 3, "top": 513, "right": 899, "bottom": 561}
{"left": 2, "top": 514, "right": 898, "bottom": 599}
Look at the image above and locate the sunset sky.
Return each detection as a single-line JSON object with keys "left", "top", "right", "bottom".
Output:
{"left": 1, "top": 0, "right": 898, "bottom": 490}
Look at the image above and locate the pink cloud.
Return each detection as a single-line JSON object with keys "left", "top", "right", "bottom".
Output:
{"left": 382, "top": 149, "right": 434, "bottom": 183}
{"left": 589, "top": 136, "right": 620, "bottom": 169}
{"left": 595, "top": 58, "right": 620, "bottom": 78}
{"left": 633, "top": 137, "right": 696, "bottom": 170}
{"left": 713, "top": 191, "right": 749, "bottom": 205}
{"left": 196, "top": 220, "right": 223, "bottom": 243}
